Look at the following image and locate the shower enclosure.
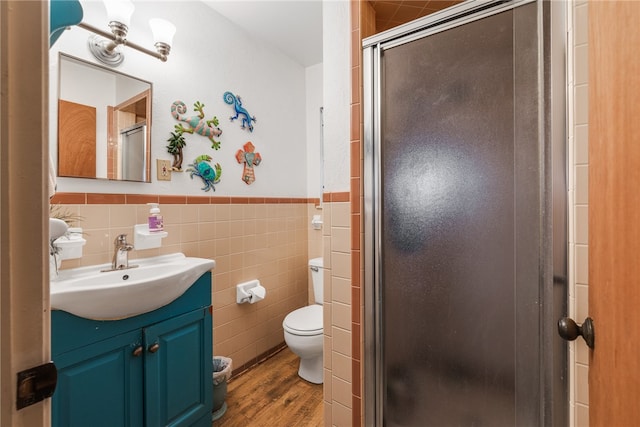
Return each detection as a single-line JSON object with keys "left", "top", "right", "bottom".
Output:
{"left": 363, "top": 1, "right": 567, "bottom": 425}
{"left": 118, "top": 122, "right": 148, "bottom": 182}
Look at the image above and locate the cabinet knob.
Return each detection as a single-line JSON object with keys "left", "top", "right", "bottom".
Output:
{"left": 148, "top": 343, "right": 160, "bottom": 353}
{"left": 132, "top": 346, "right": 143, "bottom": 357}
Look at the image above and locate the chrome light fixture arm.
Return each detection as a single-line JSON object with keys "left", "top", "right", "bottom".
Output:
{"left": 78, "top": 20, "right": 170, "bottom": 66}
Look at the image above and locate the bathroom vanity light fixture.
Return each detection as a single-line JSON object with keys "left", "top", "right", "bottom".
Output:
{"left": 78, "top": 0, "right": 176, "bottom": 67}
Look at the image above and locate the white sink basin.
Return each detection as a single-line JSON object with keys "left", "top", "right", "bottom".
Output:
{"left": 51, "top": 253, "right": 215, "bottom": 320}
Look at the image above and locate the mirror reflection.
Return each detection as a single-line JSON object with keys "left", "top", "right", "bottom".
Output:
{"left": 57, "top": 54, "right": 152, "bottom": 182}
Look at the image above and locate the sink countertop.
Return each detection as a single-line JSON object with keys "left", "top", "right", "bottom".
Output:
{"left": 51, "top": 252, "right": 215, "bottom": 320}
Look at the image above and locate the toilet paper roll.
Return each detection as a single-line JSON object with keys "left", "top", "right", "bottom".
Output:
{"left": 248, "top": 285, "right": 266, "bottom": 304}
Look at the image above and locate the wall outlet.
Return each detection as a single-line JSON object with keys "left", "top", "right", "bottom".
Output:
{"left": 157, "top": 159, "right": 171, "bottom": 181}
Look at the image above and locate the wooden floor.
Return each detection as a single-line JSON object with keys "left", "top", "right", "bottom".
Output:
{"left": 213, "top": 347, "right": 323, "bottom": 426}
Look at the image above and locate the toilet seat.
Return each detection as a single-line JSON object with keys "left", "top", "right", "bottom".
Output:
{"left": 283, "top": 305, "right": 322, "bottom": 336}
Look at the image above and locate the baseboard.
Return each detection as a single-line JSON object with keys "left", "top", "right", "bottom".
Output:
{"left": 229, "top": 342, "right": 288, "bottom": 380}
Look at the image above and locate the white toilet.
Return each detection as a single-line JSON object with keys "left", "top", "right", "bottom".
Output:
{"left": 283, "top": 257, "right": 324, "bottom": 384}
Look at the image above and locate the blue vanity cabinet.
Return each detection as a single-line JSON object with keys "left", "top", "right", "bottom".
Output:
{"left": 52, "top": 272, "right": 213, "bottom": 427}
{"left": 53, "top": 329, "right": 144, "bottom": 426}
{"left": 144, "top": 309, "right": 212, "bottom": 426}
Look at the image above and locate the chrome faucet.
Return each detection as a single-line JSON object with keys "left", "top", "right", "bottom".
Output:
{"left": 110, "top": 234, "right": 136, "bottom": 270}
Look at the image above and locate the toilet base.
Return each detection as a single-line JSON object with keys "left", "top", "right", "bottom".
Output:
{"left": 297, "top": 355, "right": 323, "bottom": 384}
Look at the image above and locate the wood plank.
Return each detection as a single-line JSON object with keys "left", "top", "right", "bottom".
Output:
{"left": 217, "top": 348, "right": 323, "bottom": 426}
{"left": 589, "top": 2, "right": 640, "bottom": 426}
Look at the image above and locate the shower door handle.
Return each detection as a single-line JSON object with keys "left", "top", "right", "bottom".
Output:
{"left": 557, "top": 317, "right": 595, "bottom": 349}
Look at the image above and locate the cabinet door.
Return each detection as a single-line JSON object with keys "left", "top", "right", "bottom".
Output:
{"left": 53, "top": 329, "right": 144, "bottom": 427}
{"left": 144, "top": 308, "right": 213, "bottom": 427}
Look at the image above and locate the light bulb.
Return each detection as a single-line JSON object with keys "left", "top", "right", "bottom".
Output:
{"left": 103, "top": 0, "right": 135, "bottom": 28}
{"left": 149, "top": 18, "right": 176, "bottom": 46}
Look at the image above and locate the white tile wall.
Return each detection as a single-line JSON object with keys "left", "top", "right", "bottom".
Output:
{"left": 322, "top": 201, "right": 353, "bottom": 426}
{"left": 569, "top": 1, "right": 590, "bottom": 425}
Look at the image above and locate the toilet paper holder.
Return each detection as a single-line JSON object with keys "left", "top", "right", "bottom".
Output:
{"left": 236, "top": 280, "right": 266, "bottom": 304}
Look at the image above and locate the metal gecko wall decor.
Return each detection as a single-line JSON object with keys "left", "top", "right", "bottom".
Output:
{"left": 235, "top": 141, "right": 262, "bottom": 185}
{"left": 171, "top": 101, "right": 223, "bottom": 149}
{"left": 223, "top": 91, "right": 256, "bottom": 132}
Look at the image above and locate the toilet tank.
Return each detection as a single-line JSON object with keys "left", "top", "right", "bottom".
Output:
{"left": 309, "top": 258, "right": 323, "bottom": 304}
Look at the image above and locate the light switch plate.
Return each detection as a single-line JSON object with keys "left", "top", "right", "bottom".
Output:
{"left": 156, "top": 159, "right": 171, "bottom": 181}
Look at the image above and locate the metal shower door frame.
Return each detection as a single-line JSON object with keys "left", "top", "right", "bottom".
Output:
{"left": 362, "top": 1, "right": 567, "bottom": 425}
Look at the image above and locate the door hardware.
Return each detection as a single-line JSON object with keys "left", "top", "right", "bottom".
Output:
{"left": 557, "top": 317, "right": 595, "bottom": 349}
{"left": 16, "top": 362, "right": 57, "bottom": 410}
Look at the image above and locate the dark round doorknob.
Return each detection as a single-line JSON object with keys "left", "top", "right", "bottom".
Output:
{"left": 558, "top": 317, "right": 594, "bottom": 349}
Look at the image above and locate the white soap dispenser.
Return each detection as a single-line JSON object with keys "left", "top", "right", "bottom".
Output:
{"left": 147, "top": 203, "right": 164, "bottom": 232}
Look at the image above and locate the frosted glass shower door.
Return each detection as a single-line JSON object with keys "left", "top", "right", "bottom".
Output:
{"left": 364, "top": 2, "right": 566, "bottom": 426}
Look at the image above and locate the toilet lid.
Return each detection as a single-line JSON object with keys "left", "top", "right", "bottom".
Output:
{"left": 283, "top": 305, "right": 323, "bottom": 336}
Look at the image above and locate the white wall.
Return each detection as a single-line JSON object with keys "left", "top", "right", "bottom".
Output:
{"left": 322, "top": 0, "right": 351, "bottom": 193}
{"left": 306, "top": 63, "right": 323, "bottom": 197}
{"left": 50, "top": 0, "right": 314, "bottom": 197}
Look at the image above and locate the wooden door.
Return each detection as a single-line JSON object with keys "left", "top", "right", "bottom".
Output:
{"left": 589, "top": 2, "right": 640, "bottom": 425}
{"left": 1, "top": 2, "right": 50, "bottom": 426}
{"left": 57, "top": 99, "right": 97, "bottom": 178}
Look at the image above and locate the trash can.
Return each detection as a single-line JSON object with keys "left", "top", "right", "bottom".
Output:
{"left": 212, "top": 356, "right": 232, "bottom": 421}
